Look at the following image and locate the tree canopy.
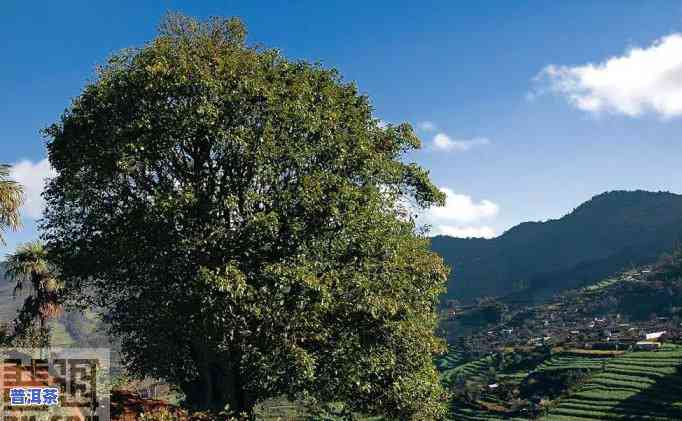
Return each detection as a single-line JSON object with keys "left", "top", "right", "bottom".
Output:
{"left": 43, "top": 13, "right": 449, "bottom": 419}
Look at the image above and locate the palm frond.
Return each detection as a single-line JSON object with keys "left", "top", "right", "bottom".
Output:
{"left": 4, "top": 241, "right": 62, "bottom": 331}
{"left": 0, "top": 164, "right": 24, "bottom": 245}
{"left": 5, "top": 241, "right": 50, "bottom": 295}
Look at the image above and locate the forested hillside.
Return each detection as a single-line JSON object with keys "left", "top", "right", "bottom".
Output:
{"left": 432, "top": 190, "right": 682, "bottom": 302}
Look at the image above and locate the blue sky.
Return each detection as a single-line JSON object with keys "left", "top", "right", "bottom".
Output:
{"left": 4, "top": 1, "right": 682, "bottom": 254}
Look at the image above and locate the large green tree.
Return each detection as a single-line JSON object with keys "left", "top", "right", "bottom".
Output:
{"left": 43, "top": 14, "right": 449, "bottom": 419}
{"left": 0, "top": 164, "right": 23, "bottom": 245}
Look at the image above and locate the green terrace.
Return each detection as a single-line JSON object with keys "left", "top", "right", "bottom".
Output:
{"left": 436, "top": 346, "right": 469, "bottom": 371}
{"left": 535, "top": 353, "right": 613, "bottom": 372}
{"left": 435, "top": 342, "right": 682, "bottom": 420}
{"left": 441, "top": 354, "right": 496, "bottom": 385}
{"left": 542, "top": 344, "right": 682, "bottom": 420}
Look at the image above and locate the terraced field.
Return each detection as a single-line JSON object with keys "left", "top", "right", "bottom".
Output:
{"left": 437, "top": 346, "right": 469, "bottom": 371}
{"left": 582, "top": 278, "right": 621, "bottom": 293}
{"left": 441, "top": 354, "right": 495, "bottom": 385}
{"left": 437, "top": 343, "right": 682, "bottom": 420}
{"left": 542, "top": 344, "right": 682, "bottom": 420}
{"left": 449, "top": 403, "right": 526, "bottom": 421}
{"left": 536, "top": 352, "right": 612, "bottom": 372}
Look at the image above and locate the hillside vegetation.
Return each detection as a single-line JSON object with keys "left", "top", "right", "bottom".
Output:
{"left": 437, "top": 253, "right": 682, "bottom": 420}
{"left": 432, "top": 190, "right": 682, "bottom": 302}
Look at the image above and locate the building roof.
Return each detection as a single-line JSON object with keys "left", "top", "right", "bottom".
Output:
{"left": 645, "top": 331, "right": 667, "bottom": 340}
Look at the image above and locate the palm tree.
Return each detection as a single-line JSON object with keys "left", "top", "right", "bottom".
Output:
{"left": 0, "top": 164, "right": 24, "bottom": 245}
{"left": 4, "top": 241, "right": 63, "bottom": 345}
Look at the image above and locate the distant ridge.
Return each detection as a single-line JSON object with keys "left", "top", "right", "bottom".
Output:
{"left": 432, "top": 190, "right": 682, "bottom": 302}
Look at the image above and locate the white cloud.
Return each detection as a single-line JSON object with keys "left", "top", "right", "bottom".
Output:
{"left": 432, "top": 133, "right": 490, "bottom": 151}
{"left": 429, "top": 188, "right": 499, "bottom": 223}
{"left": 10, "top": 159, "right": 55, "bottom": 219}
{"left": 419, "top": 187, "right": 499, "bottom": 238}
{"left": 418, "top": 121, "right": 437, "bottom": 132}
{"left": 537, "top": 33, "right": 682, "bottom": 118}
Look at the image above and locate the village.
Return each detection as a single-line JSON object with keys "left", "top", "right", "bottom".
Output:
{"left": 442, "top": 267, "right": 682, "bottom": 358}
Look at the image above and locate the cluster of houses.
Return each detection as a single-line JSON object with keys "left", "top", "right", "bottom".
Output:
{"left": 446, "top": 268, "right": 682, "bottom": 355}
{"left": 456, "top": 307, "right": 681, "bottom": 356}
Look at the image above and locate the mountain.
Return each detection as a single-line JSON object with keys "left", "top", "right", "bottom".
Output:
{"left": 432, "top": 190, "right": 682, "bottom": 303}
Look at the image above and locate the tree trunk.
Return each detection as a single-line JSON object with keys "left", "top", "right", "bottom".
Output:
{"left": 210, "top": 360, "right": 255, "bottom": 416}
{"left": 199, "top": 360, "right": 214, "bottom": 410}
{"left": 187, "top": 340, "right": 253, "bottom": 415}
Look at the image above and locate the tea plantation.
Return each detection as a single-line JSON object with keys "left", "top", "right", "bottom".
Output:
{"left": 541, "top": 344, "right": 682, "bottom": 420}
{"left": 438, "top": 344, "right": 682, "bottom": 420}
